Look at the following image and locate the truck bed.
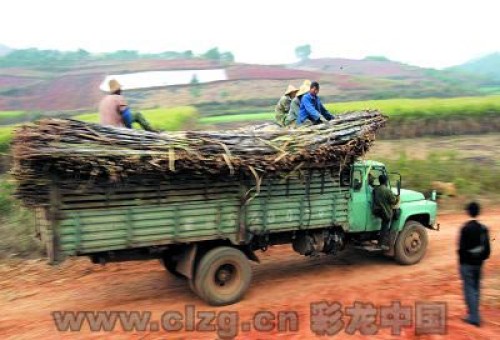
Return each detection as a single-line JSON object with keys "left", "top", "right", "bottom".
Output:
{"left": 36, "top": 170, "right": 350, "bottom": 263}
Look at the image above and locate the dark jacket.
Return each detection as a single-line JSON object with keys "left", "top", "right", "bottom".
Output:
{"left": 458, "top": 220, "right": 491, "bottom": 266}
{"left": 372, "top": 184, "right": 398, "bottom": 221}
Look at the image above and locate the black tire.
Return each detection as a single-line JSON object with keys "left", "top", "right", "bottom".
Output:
{"left": 394, "top": 221, "right": 428, "bottom": 265}
{"left": 160, "top": 256, "right": 185, "bottom": 279}
{"left": 194, "top": 246, "right": 252, "bottom": 306}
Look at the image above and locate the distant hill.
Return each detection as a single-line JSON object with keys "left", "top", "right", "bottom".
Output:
{"left": 292, "top": 57, "right": 485, "bottom": 84}
{"left": 448, "top": 53, "right": 500, "bottom": 82}
{"left": 292, "top": 57, "right": 424, "bottom": 78}
{"left": 0, "top": 53, "right": 492, "bottom": 112}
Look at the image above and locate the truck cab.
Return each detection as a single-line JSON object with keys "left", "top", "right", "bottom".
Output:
{"left": 348, "top": 160, "right": 438, "bottom": 264}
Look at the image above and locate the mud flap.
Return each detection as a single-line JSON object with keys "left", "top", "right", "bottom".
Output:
{"left": 176, "top": 244, "right": 198, "bottom": 279}
{"left": 241, "top": 247, "right": 260, "bottom": 263}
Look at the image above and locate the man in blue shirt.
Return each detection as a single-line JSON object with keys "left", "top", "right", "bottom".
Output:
{"left": 297, "top": 81, "right": 334, "bottom": 125}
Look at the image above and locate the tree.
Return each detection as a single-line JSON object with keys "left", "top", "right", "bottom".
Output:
{"left": 220, "top": 52, "right": 235, "bottom": 64}
{"left": 295, "top": 44, "right": 311, "bottom": 61}
{"left": 364, "top": 56, "right": 390, "bottom": 62}
{"left": 75, "top": 49, "right": 90, "bottom": 60}
{"left": 190, "top": 74, "right": 201, "bottom": 98}
{"left": 182, "top": 50, "right": 194, "bottom": 59}
{"left": 202, "top": 48, "right": 221, "bottom": 61}
{"left": 104, "top": 50, "right": 139, "bottom": 60}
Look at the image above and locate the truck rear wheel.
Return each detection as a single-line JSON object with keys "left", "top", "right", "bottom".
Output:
{"left": 194, "top": 246, "right": 252, "bottom": 306}
{"left": 394, "top": 221, "right": 428, "bottom": 265}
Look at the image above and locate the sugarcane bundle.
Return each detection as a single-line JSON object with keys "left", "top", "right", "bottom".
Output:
{"left": 11, "top": 110, "right": 386, "bottom": 205}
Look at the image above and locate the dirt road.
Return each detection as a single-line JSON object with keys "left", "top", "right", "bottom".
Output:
{"left": 1, "top": 210, "right": 499, "bottom": 339}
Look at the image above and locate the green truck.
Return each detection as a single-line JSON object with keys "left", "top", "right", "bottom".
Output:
{"left": 36, "top": 160, "right": 438, "bottom": 306}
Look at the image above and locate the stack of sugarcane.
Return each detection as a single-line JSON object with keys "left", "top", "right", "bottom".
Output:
{"left": 11, "top": 110, "right": 386, "bottom": 205}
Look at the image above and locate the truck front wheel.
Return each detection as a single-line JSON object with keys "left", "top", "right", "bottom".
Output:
{"left": 394, "top": 221, "right": 428, "bottom": 265}
{"left": 193, "top": 246, "right": 252, "bottom": 306}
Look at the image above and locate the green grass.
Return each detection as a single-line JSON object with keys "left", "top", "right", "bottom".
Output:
{"left": 326, "top": 95, "right": 500, "bottom": 118}
{"left": 72, "top": 112, "right": 100, "bottom": 123}
{"left": 199, "top": 95, "right": 500, "bottom": 125}
{"left": 0, "top": 111, "right": 25, "bottom": 124}
{"left": 0, "top": 125, "right": 17, "bottom": 153}
{"left": 200, "top": 112, "right": 272, "bottom": 124}
{"left": 74, "top": 106, "right": 199, "bottom": 131}
{"left": 142, "top": 106, "right": 198, "bottom": 131}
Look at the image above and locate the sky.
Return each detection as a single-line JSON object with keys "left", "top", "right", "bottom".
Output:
{"left": 1, "top": 0, "right": 499, "bottom": 69}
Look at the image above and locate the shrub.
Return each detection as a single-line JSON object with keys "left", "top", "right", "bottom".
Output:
{"left": 0, "top": 125, "right": 16, "bottom": 153}
{"left": 380, "top": 152, "right": 500, "bottom": 196}
{"left": 0, "top": 176, "right": 41, "bottom": 258}
{"left": 0, "top": 111, "right": 25, "bottom": 124}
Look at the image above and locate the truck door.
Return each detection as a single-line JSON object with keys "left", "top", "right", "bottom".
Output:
{"left": 348, "top": 167, "right": 369, "bottom": 232}
{"left": 364, "top": 167, "right": 384, "bottom": 232}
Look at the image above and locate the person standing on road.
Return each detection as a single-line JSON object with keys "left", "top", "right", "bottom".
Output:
{"left": 99, "top": 79, "right": 157, "bottom": 132}
{"left": 458, "top": 202, "right": 491, "bottom": 327}
{"left": 275, "top": 84, "right": 299, "bottom": 126}
{"left": 372, "top": 174, "right": 399, "bottom": 250}
{"left": 296, "top": 81, "right": 334, "bottom": 125}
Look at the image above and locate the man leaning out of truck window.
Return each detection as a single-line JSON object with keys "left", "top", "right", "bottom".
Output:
{"left": 372, "top": 174, "right": 399, "bottom": 250}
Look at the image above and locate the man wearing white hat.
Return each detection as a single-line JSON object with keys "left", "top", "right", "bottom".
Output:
{"left": 284, "top": 80, "right": 310, "bottom": 127}
{"left": 99, "top": 79, "right": 156, "bottom": 132}
{"left": 275, "top": 84, "right": 299, "bottom": 126}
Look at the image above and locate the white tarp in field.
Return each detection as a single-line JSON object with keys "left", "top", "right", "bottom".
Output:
{"left": 100, "top": 69, "right": 227, "bottom": 91}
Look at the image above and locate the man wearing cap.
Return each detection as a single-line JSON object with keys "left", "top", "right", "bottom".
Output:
{"left": 99, "top": 79, "right": 156, "bottom": 132}
{"left": 275, "top": 84, "right": 299, "bottom": 126}
{"left": 297, "top": 81, "right": 334, "bottom": 125}
{"left": 284, "top": 81, "right": 310, "bottom": 127}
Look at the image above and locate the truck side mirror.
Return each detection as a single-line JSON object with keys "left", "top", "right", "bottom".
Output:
{"left": 388, "top": 171, "right": 402, "bottom": 196}
{"left": 431, "top": 190, "right": 437, "bottom": 201}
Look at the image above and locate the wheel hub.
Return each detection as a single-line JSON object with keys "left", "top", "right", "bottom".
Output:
{"left": 215, "top": 265, "right": 235, "bottom": 286}
{"left": 405, "top": 231, "right": 421, "bottom": 253}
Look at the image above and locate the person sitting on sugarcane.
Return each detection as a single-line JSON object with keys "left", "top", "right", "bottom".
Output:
{"left": 99, "top": 79, "right": 157, "bottom": 132}
{"left": 284, "top": 81, "right": 310, "bottom": 127}
{"left": 296, "top": 81, "right": 334, "bottom": 125}
{"left": 275, "top": 84, "right": 299, "bottom": 126}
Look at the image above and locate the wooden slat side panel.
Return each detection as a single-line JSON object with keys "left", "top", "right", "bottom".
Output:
{"left": 53, "top": 171, "right": 351, "bottom": 257}
{"left": 57, "top": 179, "right": 241, "bottom": 255}
{"left": 246, "top": 172, "right": 350, "bottom": 233}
